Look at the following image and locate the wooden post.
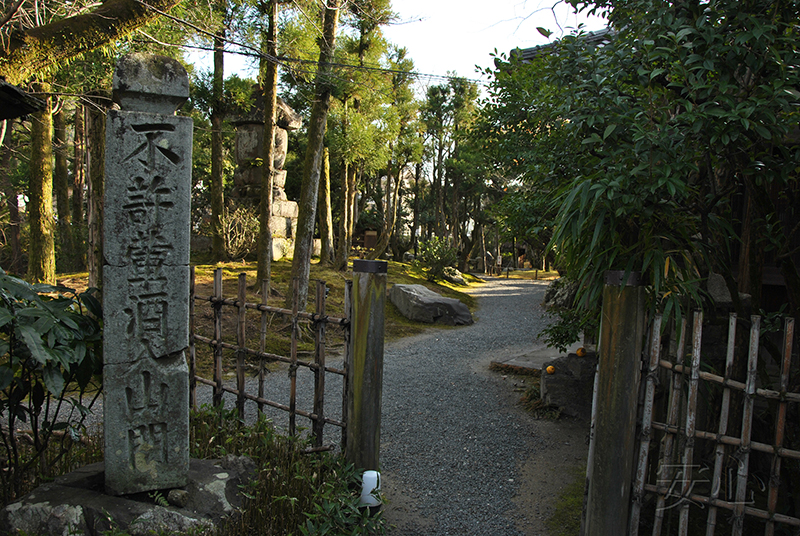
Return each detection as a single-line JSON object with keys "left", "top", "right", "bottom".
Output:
{"left": 345, "top": 259, "right": 387, "bottom": 471}
{"left": 584, "top": 270, "right": 645, "bottom": 536}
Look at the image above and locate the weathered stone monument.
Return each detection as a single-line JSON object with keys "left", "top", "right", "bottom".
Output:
{"left": 232, "top": 91, "right": 302, "bottom": 259}
{"left": 103, "top": 53, "right": 191, "bottom": 496}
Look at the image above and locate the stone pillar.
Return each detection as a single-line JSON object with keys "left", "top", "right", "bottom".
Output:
{"left": 103, "top": 53, "right": 192, "bottom": 496}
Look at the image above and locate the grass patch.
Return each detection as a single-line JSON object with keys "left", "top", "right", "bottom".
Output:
{"left": 546, "top": 465, "right": 586, "bottom": 536}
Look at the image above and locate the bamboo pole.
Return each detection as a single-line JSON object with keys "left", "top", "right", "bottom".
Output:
{"left": 732, "top": 316, "right": 760, "bottom": 536}
{"left": 678, "top": 312, "right": 704, "bottom": 535}
{"left": 652, "top": 317, "right": 688, "bottom": 536}
{"left": 705, "top": 313, "right": 737, "bottom": 536}
{"left": 313, "top": 280, "right": 327, "bottom": 447}
{"left": 189, "top": 266, "right": 197, "bottom": 410}
{"left": 584, "top": 270, "right": 645, "bottom": 536}
{"left": 213, "top": 267, "right": 224, "bottom": 408}
{"left": 236, "top": 272, "right": 247, "bottom": 420}
{"left": 580, "top": 361, "right": 600, "bottom": 536}
{"left": 630, "top": 315, "right": 663, "bottom": 535}
{"left": 765, "top": 317, "right": 794, "bottom": 536}
{"left": 345, "top": 259, "right": 387, "bottom": 471}
{"left": 289, "top": 277, "right": 299, "bottom": 436}
{"left": 258, "top": 278, "right": 268, "bottom": 414}
{"left": 342, "top": 280, "right": 352, "bottom": 450}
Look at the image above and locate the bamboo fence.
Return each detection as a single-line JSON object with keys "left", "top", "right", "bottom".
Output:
{"left": 627, "top": 312, "right": 800, "bottom": 535}
{"left": 188, "top": 267, "right": 350, "bottom": 448}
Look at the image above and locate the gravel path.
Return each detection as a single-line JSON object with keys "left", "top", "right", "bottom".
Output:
{"left": 380, "top": 277, "right": 553, "bottom": 535}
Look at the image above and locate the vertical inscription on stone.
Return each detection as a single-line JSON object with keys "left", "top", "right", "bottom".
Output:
{"left": 104, "top": 53, "right": 192, "bottom": 496}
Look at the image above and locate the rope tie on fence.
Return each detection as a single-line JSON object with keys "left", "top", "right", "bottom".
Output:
{"left": 645, "top": 370, "right": 661, "bottom": 386}
{"left": 288, "top": 362, "right": 299, "bottom": 378}
{"left": 311, "top": 313, "right": 329, "bottom": 327}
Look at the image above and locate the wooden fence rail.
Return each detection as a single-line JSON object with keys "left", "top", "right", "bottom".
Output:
{"left": 188, "top": 267, "right": 350, "bottom": 448}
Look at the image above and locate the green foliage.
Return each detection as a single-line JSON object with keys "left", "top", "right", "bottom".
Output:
{"left": 485, "top": 0, "right": 800, "bottom": 327}
{"left": 539, "top": 308, "right": 595, "bottom": 354}
{"left": 190, "top": 406, "right": 387, "bottom": 536}
{"left": 0, "top": 268, "right": 103, "bottom": 504}
{"left": 414, "top": 236, "right": 457, "bottom": 282}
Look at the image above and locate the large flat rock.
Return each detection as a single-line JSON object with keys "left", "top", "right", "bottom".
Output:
{"left": 389, "top": 284, "right": 473, "bottom": 326}
{"left": 0, "top": 457, "right": 255, "bottom": 536}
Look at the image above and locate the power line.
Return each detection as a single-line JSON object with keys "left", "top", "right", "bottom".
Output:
{"left": 139, "top": 1, "right": 487, "bottom": 87}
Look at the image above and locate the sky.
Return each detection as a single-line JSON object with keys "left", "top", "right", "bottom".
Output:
{"left": 218, "top": 0, "right": 608, "bottom": 90}
{"left": 381, "top": 0, "right": 608, "bottom": 88}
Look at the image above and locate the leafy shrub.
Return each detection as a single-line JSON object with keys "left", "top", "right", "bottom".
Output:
{"left": 222, "top": 204, "right": 260, "bottom": 260}
{"left": 191, "top": 406, "right": 388, "bottom": 536}
{"left": 0, "top": 269, "right": 103, "bottom": 504}
{"left": 414, "top": 236, "right": 457, "bottom": 282}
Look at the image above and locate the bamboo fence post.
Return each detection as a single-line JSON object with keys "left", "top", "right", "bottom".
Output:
{"left": 630, "top": 315, "right": 663, "bottom": 535}
{"left": 236, "top": 272, "right": 247, "bottom": 420}
{"left": 189, "top": 266, "right": 197, "bottom": 410}
{"left": 342, "top": 280, "right": 352, "bottom": 450}
{"left": 258, "top": 278, "right": 268, "bottom": 414}
{"left": 345, "top": 259, "right": 387, "bottom": 472}
{"left": 313, "top": 279, "right": 327, "bottom": 447}
{"left": 705, "top": 313, "right": 737, "bottom": 536}
{"left": 289, "top": 277, "right": 299, "bottom": 436}
{"left": 580, "top": 361, "right": 600, "bottom": 536}
{"left": 213, "top": 267, "right": 224, "bottom": 408}
{"left": 765, "top": 317, "right": 794, "bottom": 536}
{"left": 652, "top": 317, "right": 688, "bottom": 536}
{"left": 732, "top": 315, "right": 760, "bottom": 536}
{"left": 678, "top": 311, "right": 704, "bottom": 535}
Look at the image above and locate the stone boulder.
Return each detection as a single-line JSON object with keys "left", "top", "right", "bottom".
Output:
{"left": 542, "top": 278, "right": 579, "bottom": 309}
{"left": 442, "top": 267, "right": 467, "bottom": 286}
{"left": 1, "top": 456, "right": 256, "bottom": 536}
{"left": 389, "top": 284, "right": 473, "bottom": 326}
{"left": 540, "top": 352, "right": 598, "bottom": 421}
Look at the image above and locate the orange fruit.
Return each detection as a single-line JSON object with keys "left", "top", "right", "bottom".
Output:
{"left": 546, "top": 365, "right": 555, "bottom": 374}
{"left": 576, "top": 347, "right": 587, "bottom": 357}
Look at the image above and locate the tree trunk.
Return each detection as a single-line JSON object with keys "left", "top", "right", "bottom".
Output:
{"left": 257, "top": 0, "right": 278, "bottom": 287}
{"left": 318, "top": 147, "right": 334, "bottom": 265}
{"left": 87, "top": 96, "right": 106, "bottom": 289}
{"left": 0, "top": 0, "right": 183, "bottom": 84}
{"left": 288, "top": 0, "right": 340, "bottom": 310}
{"left": 53, "top": 107, "right": 75, "bottom": 271}
{"left": 27, "top": 81, "right": 56, "bottom": 284}
{"left": 335, "top": 161, "right": 355, "bottom": 270}
{"left": 368, "top": 163, "right": 402, "bottom": 260}
{"left": 412, "top": 162, "right": 420, "bottom": 257}
{"left": 72, "top": 103, "right": 86, "bottom": 269}
{"left": 210, "top": 28, "right": 226, "bottom": 261}
{"left": 434, "top": 138, "right": 445, "bottom": 236}
{"left": 2, "top": 123, "right": 23, "bottom": 275}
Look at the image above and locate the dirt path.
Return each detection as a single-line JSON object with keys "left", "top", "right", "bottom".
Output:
{"left": 380, "top": 277, "right": 589, "bottom": 535}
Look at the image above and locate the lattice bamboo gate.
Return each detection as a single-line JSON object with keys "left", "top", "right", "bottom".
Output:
{"left": 621, "top": 312, "right": 800, "bottom": 535}
{"left": 187, "top": 267, "right": 350, "bottom": 449}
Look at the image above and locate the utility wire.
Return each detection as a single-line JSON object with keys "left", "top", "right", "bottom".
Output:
{"left": 138, "top": 0, "right": 487, "bottom": 86}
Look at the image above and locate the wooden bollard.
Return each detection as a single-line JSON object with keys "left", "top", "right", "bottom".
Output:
{"left": 345, "top": 259, "right": 387, "bottom": 471}
{"left": 583, "top": 270, "right": 645, "bottom": 536}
